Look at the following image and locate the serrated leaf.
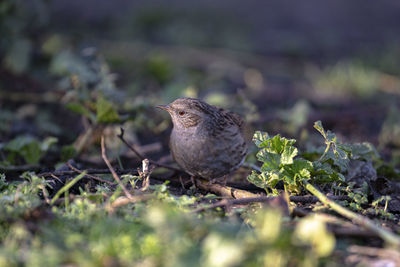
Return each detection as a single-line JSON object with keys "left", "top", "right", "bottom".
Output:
{"left": 312, "top": 162, "right": 345, "bottom": 183}
{"left": 313, "top": 121, "right": 326, "bottom": 139}
{"left": 348, "top": 142, "right": 379, "bottom": 161}
{"left": 268, "top": 135, "right": 296, "bottom": 154}
{"left": 281, "top": 159, "right": 313, "bottom": 185}
{"left": 257, "top": 150, "right": 281, "bottom": 171}
{"left": 314, "top": 120, "right": 336, "bottom": 143}
{"left": 252, "top": 131, "right": 270, "bottom": 147}
{"left": 281, "top": 146, "right": 298, "bottom": 165}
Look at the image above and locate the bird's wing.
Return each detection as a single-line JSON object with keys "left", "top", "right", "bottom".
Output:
{"left": 221, "top": 109, "right": 244, "bottom": 129}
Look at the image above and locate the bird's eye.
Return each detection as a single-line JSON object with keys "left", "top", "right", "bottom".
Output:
{"left": 178, "top": 110, "right": 185, "bottom": 116}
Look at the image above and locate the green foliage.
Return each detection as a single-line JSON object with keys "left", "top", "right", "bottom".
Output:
{"left": 51, "top": 49, "right": 122, "bottom": 124}
{"left": 0, "top": 173, "right": 336, "bottom": 266}
{"left": 248, "top": 121, "right": 379, "bottom": 195}
{"left": 144, "top": 54, "right": 173, "bottom": 84}
{"left": 310, "top": 61, "right": 381, "bottom": 98}
{"left": 60, "top": 145, "right": 77, "bottom": 162}
{"left": 248, "top": 132, "right": 312, "bottom": 195}
{"left": 314, "top": 121, "right": 350, "bottom": 172}
{"left": 0, "top": 173, "right": 48, "bottom": 222}
{"left": 1, "top": 135, "right": 57, "bottom": 165}
{"left": 96, "top": 95, "right": 121, "bottom": 123}
{"left": 0, "top": 0, "right": 46, "bottom": 73}
{"left": 379, "top": 104, "right": 400, "bottom": 149}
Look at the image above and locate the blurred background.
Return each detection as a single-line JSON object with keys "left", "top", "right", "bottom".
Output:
{"left": 1, "top": 0, "right": 400, "bottom": 171}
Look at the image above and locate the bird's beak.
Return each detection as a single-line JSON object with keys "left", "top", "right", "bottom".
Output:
{"left": 156, "top": 104, "right": 170, "bottom": 111}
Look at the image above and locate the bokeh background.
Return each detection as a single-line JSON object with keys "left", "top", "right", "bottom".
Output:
{"left": 1, "top": 0, "right": 400, "bottom": 168}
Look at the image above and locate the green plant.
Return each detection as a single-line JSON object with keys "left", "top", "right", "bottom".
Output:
{"left": 0, "top": 135, "right": 57, "bottom": 165}
{"left": 248, "top": 121, "right": 378, "bottom": 195}
{"left": 247, "top": 121, "right": 400, "bottom": 247}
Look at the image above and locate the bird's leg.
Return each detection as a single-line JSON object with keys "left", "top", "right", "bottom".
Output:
{"left": 208, "top": 175, "right": 227, "bottom": 186}
{"left": 208, "top": 177, "right": 217, "bottom": 185}
{"left": 179, "top": 175, "right": 186, "bottom": 190}
{"left": 220, "top": 175, "right": 228, "bottom": 186}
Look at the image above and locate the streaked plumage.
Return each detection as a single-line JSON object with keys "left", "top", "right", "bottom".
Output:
{"left": 157, "top": 97, "right": 247, "bottom": 180}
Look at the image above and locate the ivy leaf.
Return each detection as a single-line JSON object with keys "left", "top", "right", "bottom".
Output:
{"left": 66, "top": 102, "right": 91, "bottom": 117}
{"left": 96, "top": 96, "right": 120, "bottom": 123}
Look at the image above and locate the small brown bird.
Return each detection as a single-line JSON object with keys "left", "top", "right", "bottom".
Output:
{"left": 157, "top": 97, "right": 247, "bottom": 181}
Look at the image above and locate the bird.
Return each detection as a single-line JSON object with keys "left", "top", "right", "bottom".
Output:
{"left": 156, "top": 97, "right": 247, "bottom": 182}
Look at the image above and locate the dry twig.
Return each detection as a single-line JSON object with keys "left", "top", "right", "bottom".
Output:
{"left": 118, "top": 127, "right": 181, "bottom": 172}
{"left": 66, "top": 161, "right": 115, "bottom": 185}
{"left": 38, "top": 168, "right": 139, "bottom": 178}
{"left": 191, "top": 196, "right": 276, "bottom": 213}
{"left": 101, "top": 136, "right": 133, "bottom": 199}
{"left": 107, "top": 194, "right": 153, "bottom": 212}
{"left": 138, "top": 159, "right": 152, "bottom": 191}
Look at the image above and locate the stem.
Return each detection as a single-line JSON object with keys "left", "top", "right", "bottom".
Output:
{"left": 318, "top": 142, "right": 331, "bottom": 162}
{"left": 304, "top": 180, "right": 400, "bottom": 247}
{"left": 50, "top": 171, "right": 86, "bottom": 205}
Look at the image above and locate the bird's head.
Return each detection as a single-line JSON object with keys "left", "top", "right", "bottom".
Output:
{"left": 156, "top": 98, "right": 215, "bottom": 130}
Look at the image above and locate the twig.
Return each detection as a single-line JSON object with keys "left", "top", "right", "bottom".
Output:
{"left": 101, "top": 136, "right": 133, "bottom": 199}
{"left": 139, "top": 159, "right": 152, "bottom": 191}
{"left": 107, "top": 194, "right": 153, "bottom": 212}
{"left": 50, "top": 174, "right": 63, "bottom": 183}
{"left": 118, "top": 127, "right": 181, "bottom": 172}
{"left": 289, "top": 195, "right": 351, "bottom": 203}
{"left": 0, "top": 164, "right": 41, "bottom": 172}
{"left": 331, "top": 227, "right": 379, "bottom": 239}
{"left": 66, "top": 162, "right": 115, "bottom": 185}
{"left": 304, "top": 180, "right": 400, "bottom": 248}
{"left": 192, "top": 196, "right": 276, "bottom": 213}
{"left": 196, "top": 178, "right": 263, "bottom": 199}
{"left": 39, "top": 185, "right": 50, "bottom": 204}
{"left": 38, "top": 168, "right": 139, "bottom": 178}
{"left": 348, "top": 245, "right": 400, "bottom": 261}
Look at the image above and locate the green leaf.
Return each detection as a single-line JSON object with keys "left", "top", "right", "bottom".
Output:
{"left": 96, "top": 96, "right": 120, "bottom": 123}
{"left": 257, "top": 150, "right": 281, "bottom": 171}
{"left": 253, "top": 132, "right": 297, "bottom": 165}
{"left": 267, "top": 135, "right": 297, "bottom": 155}
{"left": 282, "top": 159, "right": 313, "bottom": 181}
{"left": 3, "top": 38, "right": 32, "bottom": 74}
{"left": 252, "top": 131, "right": 270, "bottom": 147}
{"left": 65, "top": 102, "right": 91, "bottom": 117}
{"left": 312, "top": 162, "right": 345, "bottom": 183}
{"left": 313, "top": 121, "right": 326, "bottom": 139}
{"left": 61, "top": 145, "right": 77, "bottom": 162}
{"left": 348, "top": 142, "right": 379, "bottom": 161}
{"left": 281, "top": 146, "right": 298, "bottom": 165}
{"left": 20, "top": 141, "right": 41, "bottom": 164}
{"left": 314, "top": 120, "right": 336, "bottom": 143}
{"left": 314, "top": 121, "right": 350, "bottom": 172}
{"left": 3, "top": 135, "right": 57, "bottom": 164}
{"left": 40, "top": 137, "right": 58, "bottom": 151}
